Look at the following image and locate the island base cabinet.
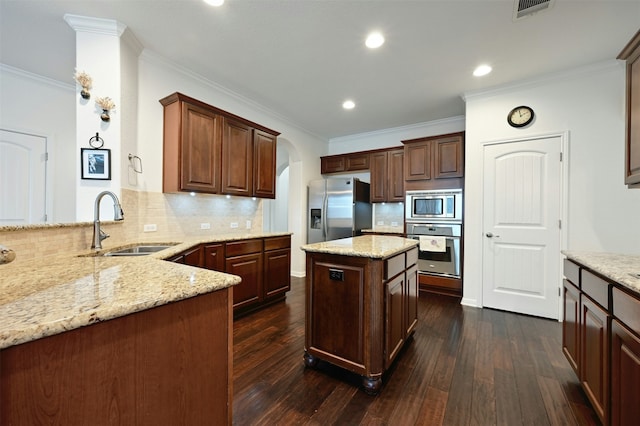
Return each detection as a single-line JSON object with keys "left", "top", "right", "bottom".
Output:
{"left": 0, "top": 288, "right": 233, "bottom": 425}
{"left": 304, "top": 246, "right": 418, "bottom": 395}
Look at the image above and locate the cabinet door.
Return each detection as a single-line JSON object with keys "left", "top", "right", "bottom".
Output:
{"left": 320, "top": 155, "right": 345, "bottom": 174}
{"left": 619, "top": 30, "right": 640, "bottom": 186}
{"left": 562, "top": 279, "right": 580, "bottom": 375}
{"left": 387, "top": 149, "right": 405, "bottom": 201}
{"left": 404, "top": 140, "right": 431, "bottom": 181}
{"left": 204, "top": 243, "right": 225, "bottom": 271}
{"left": 309, "top": 260, "right": 365, "bottom": 367}
{"left": 611, "top": 319, "right": 640, "bottom": 426}
{"left": 433, "top": 136, "right": 464, "bottom": 179}
{"left": 581, "top": 295, "right": 609, "bottom": 424}
{"left": 370, "top": 152, "right": 388, "bottom": 202}
{"left": 180, "top": 102, "right": 222, "bottom": 192}
{"left": 264, "top": 248, "right": 291, "bottom": 298}
{"left": 405, "top": 264, "right": 418, "bottom": 336}
{"left": 346, "top": 153, "right": 370, "bottom": 171}
{"left": 226, "top": 253, "right": 263, "bottom": 310}
{"left": 222, "top": 118, "right": 253, "bottom": 196}
{"left": 253, "top": 130, "right": 277, "bottom": 199}
{"left": 385, "top": 273, "right": 405, "bottom": 368}
{"left": 183, "top": 245, "right": 203, "bottom": 267}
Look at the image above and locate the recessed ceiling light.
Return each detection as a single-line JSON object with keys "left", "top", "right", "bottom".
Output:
{"left": 473, "top": 64, "right": 492, "bottom": 77}
{"left": 343, "top": 100, "right": 355, "bottom": 110}
{"left": 204, "top": 0, "right": 224, "bottom": 6}
{"left": 365, "top": 32, "right": 385, "bottom": 49}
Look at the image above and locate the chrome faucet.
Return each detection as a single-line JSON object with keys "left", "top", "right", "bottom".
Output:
{"left": 92, "top": 191, "right": 124, "bottom": 250}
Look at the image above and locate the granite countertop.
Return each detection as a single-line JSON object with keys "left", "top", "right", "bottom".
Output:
{"left": 563, "top": 251, "right": 640, "bottom": 294}
{"left": 361, "top": 226, "right": 405, "bottom": 235}
{"left": 0, "top": 232, "right": 291, "bottom": 350}
{"left": 301, "top": 235, "right": 418, "bottom": 259}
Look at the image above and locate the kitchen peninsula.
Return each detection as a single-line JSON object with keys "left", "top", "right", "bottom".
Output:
{"left": 301, "top": 235, "right": 418, "bottom": 394}
{"left": 0, "top": 232, "right": 287, "bottom": 425}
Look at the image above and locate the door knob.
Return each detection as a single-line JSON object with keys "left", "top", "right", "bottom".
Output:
{"left": 486, "top": 232, "right": 500, "bottom": 238}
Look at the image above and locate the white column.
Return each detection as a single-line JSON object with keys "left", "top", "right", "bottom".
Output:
{"left": 65, "top": 14, "right": 124, "bottom": 222}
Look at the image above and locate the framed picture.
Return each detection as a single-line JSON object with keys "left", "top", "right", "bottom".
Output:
{"left": 81, "top": 148, "right": 111, "bottom": 180}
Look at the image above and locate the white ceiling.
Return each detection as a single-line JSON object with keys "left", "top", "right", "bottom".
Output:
{"left": 1, "top": 1, "right": 638, "bottom": 139}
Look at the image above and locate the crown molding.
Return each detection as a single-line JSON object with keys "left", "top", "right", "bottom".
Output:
{"left": 64, "top": 14, "right": 126, "bottom": 37}
{"left": 140, "top": 49, "right": 326, "bottom": 141}
{"left": 462, "top": 59, "right": 622, "bottom": 101}
{"left": 0, "top": 63, "right": 74, "bottom": 91}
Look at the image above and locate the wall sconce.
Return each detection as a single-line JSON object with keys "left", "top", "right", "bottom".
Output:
{"left": 95, "top": 97, "right": 116, "bottom": 122}
{"left": 73, "top": 70, "right": 93, "bottom": 99}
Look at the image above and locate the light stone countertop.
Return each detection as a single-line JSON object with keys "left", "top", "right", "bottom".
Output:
{"left": 563, "top": 251, "right": 640, "bottom": 294}
{"left": 0, "top": 232, "right": 291, "bottom": 350}
{"left": 361, "top": 226, "right": 405, "bottom": 235}
{"left": 301, "top": 235, "right": 418, "bottom": 259}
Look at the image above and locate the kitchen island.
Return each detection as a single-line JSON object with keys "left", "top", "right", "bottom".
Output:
{"left": 301, "top": 235, "right": 419, "bottom": 394}
{"left": 0, "top": 235, "right": 276, "bottom": 425}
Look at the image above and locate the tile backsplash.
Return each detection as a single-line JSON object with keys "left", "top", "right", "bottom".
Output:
{"left": 373, "top": 202, "right": 405, "bottom": 228}
{"left": 0, "top": 189, "right": 263, "bottom": 263}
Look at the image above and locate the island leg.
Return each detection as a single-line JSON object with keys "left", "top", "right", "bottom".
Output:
{"left": 303, "top": 350, "right": 319, "bottom": 368}
{"left": 362, "top": 375, "right": 382, "bottom": 395}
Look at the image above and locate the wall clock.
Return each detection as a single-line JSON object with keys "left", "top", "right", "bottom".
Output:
{"left": 507, "top": 105, "right": 534, "bottom": 128}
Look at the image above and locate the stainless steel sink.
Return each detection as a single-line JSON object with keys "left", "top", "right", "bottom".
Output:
{"left": 103, "top": 244, "right": 177, "bottom": 256}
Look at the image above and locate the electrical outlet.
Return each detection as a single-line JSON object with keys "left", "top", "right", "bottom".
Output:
{"left": 246, "top": 220, "right": 251, "bottom": 229}
{"left": 143, "top": 224, "right": 157, "bottom": 232}
{"left": 391, "top": 221, "right": 399, "bottom": 227}
{"left": 200, "top": 223, "right": 211, "bottom": 230}
{"left": 230, "top": 222, "right": 239, "bottom": 228}
{"left": 377, "top": 221, "right": 384, "bottom": 225}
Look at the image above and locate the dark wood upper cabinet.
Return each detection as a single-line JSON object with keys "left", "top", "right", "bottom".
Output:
{"left": 321, "top": 152, "right": 370, "bottom": 174}
{"left": 404, "top": 139, "right": 431, "bottom": 181}
{"left": 618, "top": 29, "right": 640, "bottom": 188}
{"left": 160, "top": 92, "right": 279, "bottom": 198}
{"left": 403, "top": 132, "right": 464, "bottom": 182}
{"left": 222, "top": 118, "right": 253, "bottom": 197}
{"left": 161, "top": 96, "right": 222, "bottom": 193}
{"left": 433, "top": 135, "right": 464, "bottom": 179}
{"left": 253, "top": 130, "right": 277, "bottom": 199}
{"left": 370, "top": 148, "right": 404, "bottom": 203}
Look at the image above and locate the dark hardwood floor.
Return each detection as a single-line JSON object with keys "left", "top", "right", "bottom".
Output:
{"left": 233, "top": 277, "right": 600, "bottom": 425}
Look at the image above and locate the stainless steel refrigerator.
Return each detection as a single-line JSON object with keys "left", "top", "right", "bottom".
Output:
{"left": 307, "top": 177, "right": 372, "bottom": 244}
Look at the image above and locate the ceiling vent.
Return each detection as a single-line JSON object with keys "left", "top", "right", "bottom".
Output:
{"left": 513, "top": 0, "right": 555, "bottom": 20}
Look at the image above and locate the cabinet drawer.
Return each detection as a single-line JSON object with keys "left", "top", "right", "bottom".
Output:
{"left": 385, "top": 253, "right": 405, "bottom": 280}
{"left": 225, "top": 239, "right": 263, "bottom": 257}
{"left": 264, "top": 235, "right": 291, "bottom": 251}
{"left": 581, "top": 269, "right": 610, "bottom": 310}
{"left": 406, "top": 247, "right": 418, "bottom": 268}
{"left": 563, "top": 259, "right": 580, "bottom": 287}
{"left": 613, "top": 287, "right": 640, "bottom": 334}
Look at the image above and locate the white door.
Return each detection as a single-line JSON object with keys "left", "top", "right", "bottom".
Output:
{"left": 0, "top": 129, "right": 48, "bottom": 225}
{"left": 482, "top": 136, "right": 562, "bottom": 319}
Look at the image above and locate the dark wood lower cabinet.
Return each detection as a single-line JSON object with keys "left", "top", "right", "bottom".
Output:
{"left": 563, "top": 258, "right": 640, "bottom": 426}
{"left": 562, "top": 279, "right": 580, "bottom": 374}
{"left": 581, "top": 295, "right": 609, "bottom": 423}
{"left": 227, "top": 252, "right": 263, "bottom": 310}
{"left": 611, "top": 319, "right": 640, "bottom": 426}
{"left": 0, "top": 289, "right": 233, "bottom": 425}
{"left": 169, "top": 235, "right": 291, "bottom": 317}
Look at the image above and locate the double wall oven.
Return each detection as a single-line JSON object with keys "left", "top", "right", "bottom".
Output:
{"left": 405, "top": 189, "right": 462, "bottom": 279}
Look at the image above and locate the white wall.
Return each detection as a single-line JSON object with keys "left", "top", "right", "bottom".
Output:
{"left": 463, "top": 60, "right": 640, "bottom": 307}
{"left": 328, "top": 116, "right": 465, "bottom": 154}
{"left": 0, "top": 65, "right": 76, "bottom": 223}
{"left": 136, "top": 51, "right": 328, "bottom": 275}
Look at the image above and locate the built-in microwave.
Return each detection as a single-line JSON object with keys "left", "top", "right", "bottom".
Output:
{"left": 405, "top": 189, "right": 463, "bottom": 223}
